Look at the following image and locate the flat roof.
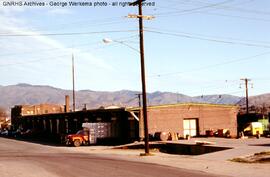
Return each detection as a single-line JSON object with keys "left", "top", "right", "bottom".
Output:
{"left": 20, "top": 107, "right": 127, "bottom": 118}
{"left": 127, "top": 102, "right": 239, "bottom": 111}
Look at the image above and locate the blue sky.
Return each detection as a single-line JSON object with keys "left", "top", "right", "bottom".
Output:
{"left": 0, "top": 0, "right": 270, "bottom": 97}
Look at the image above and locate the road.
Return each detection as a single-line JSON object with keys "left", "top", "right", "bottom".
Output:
{"left": 0, "top": 137, "right": 222, "bottom": 177}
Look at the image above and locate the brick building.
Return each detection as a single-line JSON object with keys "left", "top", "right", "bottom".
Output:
{"left": 11, "top": 104, "right": 65, "bottom": 130}
{"left": 0, "top": 116, "right": 8, "bottom": 129}
{"left": 16, "top": 104, "right": 64, "bottom": 116}
{"left": 11, "top": 102, "right": 239, "bottom": 144}
{"left": 131, "top": 103, "right": 239, "bottom": 138}
{"left": 11, "top": 107, "right": 139, "bottom": 144}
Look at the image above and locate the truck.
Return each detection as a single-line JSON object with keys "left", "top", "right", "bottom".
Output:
{"left": 243, "top": 122, "right": 263, "bottom": 138}
{"left": 66, "top": 122, "right": 112, "bottom": 147}
{"left": 65, "top": 129, "right": 89, "bottom": 147}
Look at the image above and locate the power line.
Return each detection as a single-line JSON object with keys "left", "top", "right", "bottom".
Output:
{"left": 148, "top": 51, "right": 270, "bottom": 78}
{"left": 0, "top": 41, "right": 100, "bottom": 58}
{"left": 0, "top": 35, "right": 139, "bottom": 76}
{"left": 182, "top": 80, "right": 241, "bottom": 96}
{"left": 145, "top": 27, "right": 270, "bottom": 45}
{"left": 160, "top": 0, "right": 246, "bottom": 9}
{"left": 11, "top": 16, "right": 127, "bottom": 34}
{"left": 27, "top": 19, "right": 135, "bottom": 34}
{"left": 155, "top": 5, "right": 270, "bottom": 22}
{"left": 153, "top": 0, "right": 234, "bottom": 16}
{"left": 0, "top": 34, "right": 138, "bottom": 57}
{"left": 145, "top": 29, "right": 270, "bottom": 49}
{"left": 0, "top": 30, "right": 138, "bottom": 37}
{"left": 182, "top": 88, "right": 243, "bottom": 97}
{"left": 0, "top": 54, "right": 68, "bottom": 67}
{"left": 198, "top": 11, "right": 270, "bottom": 23}
{"left": 151, "top": 1, "right": 270, "bottom": 22}
{"left": 156, "top": 0, "right": 270, "bottom": 17}
{"left": 203, "top": 1, "right": 270, "bottom": 16}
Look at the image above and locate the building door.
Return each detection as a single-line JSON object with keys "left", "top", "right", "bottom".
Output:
{"left": 183, "top": 119, "right": 198, "bottom": 137}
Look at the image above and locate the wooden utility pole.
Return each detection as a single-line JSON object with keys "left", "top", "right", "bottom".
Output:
{"left": 72, "top": 54, "right": 76, "bottom": 112}
{"left": 129, "top": 0, "right": 154, "bottom": 155}
{"left": 136, "top": 93, "right": 142, "bottom": 107}
{"left": 241, "top": 78, "right": 251, "bottom": 114}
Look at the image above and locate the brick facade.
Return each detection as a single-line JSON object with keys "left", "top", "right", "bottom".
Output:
{"left": 19, "top": 104, "right": 64, "bottom": 115}
{"left": 11, "top": 104, "right": 64, "bottom": 129}
{"left": 137, "top": 103, "right": 239, "bottom": 138}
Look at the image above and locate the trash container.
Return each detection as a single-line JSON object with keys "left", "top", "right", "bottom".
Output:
{"left": 206, "top": 130, "right": 214, "bottom": 137}
{"left": 218, "top": 129, "right": 224, "bottom": 137}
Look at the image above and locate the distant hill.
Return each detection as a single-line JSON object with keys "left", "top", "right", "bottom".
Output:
{"left": 237, "top": 93, "right": 270, "bottom": 107}
{"left": 194, "top": 94, "right": 243, "bottom": 105}
{"left": 0, "top": 83, "right": 246, "bottom": 113}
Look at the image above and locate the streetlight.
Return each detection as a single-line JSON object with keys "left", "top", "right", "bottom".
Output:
{"left": 102, "top": 38, "right": 140, "bottom": 53}
{"left": 103, "top": 37, "right": 150, "bottom": 155}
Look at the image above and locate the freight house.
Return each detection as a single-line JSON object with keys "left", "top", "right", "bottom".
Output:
{"left": 11, "top": 105, "right": 139, "bottom": 144}
{"left": 132, "top": 103, "right": 239, "bottom": 139}
{"left": 11, "top": 103, "right": 239, "bottom": 144}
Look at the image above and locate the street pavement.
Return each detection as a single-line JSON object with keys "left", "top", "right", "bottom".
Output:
{"left": 0, "top": 137, "right": 220, "bottom": 177}
{"left": 59, "top": 137, "right": 270, "bottom": 177}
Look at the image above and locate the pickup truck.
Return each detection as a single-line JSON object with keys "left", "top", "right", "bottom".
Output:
{"left": 66, "top": 130, "right": 89, "bottom": 147}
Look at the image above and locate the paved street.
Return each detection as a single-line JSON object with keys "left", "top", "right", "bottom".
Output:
{"left": 0, "top": 137, "right": 220, "bottom": 177}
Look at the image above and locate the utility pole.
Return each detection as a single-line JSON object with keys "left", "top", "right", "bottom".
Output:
{"left": 240, "top": 78, "right": 251, "bottom": 114}
{"left": 129, "top": 0, "right": 154, "bottom": 155}
{"left": 72, "top": 54, "right": 76, "bottom": 112}
{"left": 136, "top": 93, "right": 142, "bottom": 107}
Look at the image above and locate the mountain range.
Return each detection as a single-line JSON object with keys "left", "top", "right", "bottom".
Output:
{"left": 0, "top": 83, "right": 269, "bottom": 112}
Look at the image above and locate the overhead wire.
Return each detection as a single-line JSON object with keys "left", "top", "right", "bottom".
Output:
{"left": 155, "top": 0, "right": 270, "bottom": 17}
{"left": 19, "top": 16, "right": 127, "bottom": 33}
{"left": 27, "top": 19, "right": 135, "bottom": 34}
{"left": 0, "top": 41, "right": 101, "bottom": 57}
{"left": 174, "top": 79, "right": 241, "bottom": 96}
{"left": 0, "top": 54, "right": 69, "bottom": 67}
{"left": 148, "top": 51, "right": 270, "bottom": 78}
{"left": 184, "top": 86, "right": 244, "bottom": 97}
{"left": 0, "top": 36, "right": 141, "bottom": 88}
{"left": 153, "top": 0, "right": 270, "bottom": 22}
{"left": 0, "top": 35, "right": 139, "bottom": 67}
{"left": 0, "top": 29, "right": 138, "bottom": 37}
{"left": 0, "top": 34, "right": 139, "bottom": 57}
{"left": 197, "top": 11, "right": 270, "bottom": 23}
{"left": 153, "top": 3, "right": 270, "bottom": 22}
{"left": 153, "top": 0, "right": 235, "bottom": 17}
{"left": 195, "top": 0, "right": 270, "bottom": 16}
{"left": 144, "top": 26, "right": 270, "bottom": 45}
{"left": 144, "top": 29, "right": 270, "bottom": 49}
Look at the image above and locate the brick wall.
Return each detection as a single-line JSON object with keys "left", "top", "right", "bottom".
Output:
{"left": 139, "top": 103, "right": 239, "bottom": 138}
{"left": 21, "top": 104, "right": 64, "bottom": 115}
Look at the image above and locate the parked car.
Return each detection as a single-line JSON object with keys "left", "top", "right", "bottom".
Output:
{"left": 0, "top": 129, "right": 8, "bottom": 136}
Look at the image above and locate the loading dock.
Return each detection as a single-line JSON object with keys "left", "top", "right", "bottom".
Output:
{"left": 11, "top": 107, "right": 140, "bottom": 144}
